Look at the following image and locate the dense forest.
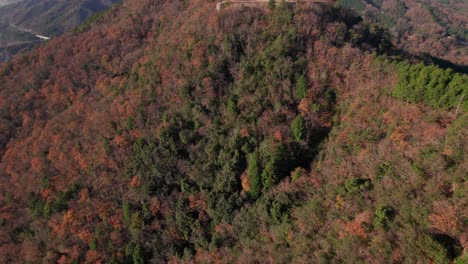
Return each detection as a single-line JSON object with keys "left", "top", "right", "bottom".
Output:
{"left": 0, "top": 0, "right": 466, "bottom": 263}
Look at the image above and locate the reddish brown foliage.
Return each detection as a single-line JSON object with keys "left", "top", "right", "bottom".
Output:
{"left": 428, "top": 201, "right": 460, "bottom": 234}
{"left": 340, "top": 211, "right": 372, "bottom": 239}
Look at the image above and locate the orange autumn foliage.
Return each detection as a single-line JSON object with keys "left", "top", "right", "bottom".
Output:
{"left": 240, "top": 170, "right": 250, "bottom": 192}
{"left": 428, "top": 201, "right": 459, "bottom": 234}
{"left": 340, "top": 211, "right": 372, "bottom": 239}
{"left": 130, "top": 175, "right": 141, "bottom": 188}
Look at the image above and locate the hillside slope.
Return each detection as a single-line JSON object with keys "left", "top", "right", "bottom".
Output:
{"left": 0, "top": 0, "right": 466, "bottom": 263}
{"left": 0, "top": 0, "right": 121, "bottom": 36}
{"left": 0, "top": 0, "right": 120, "bottom": 61}
{"left": 0, "top": 0, "right": 18, "bottom": 7}
{"left": 337, "top": 0, "right": 468, "bottom": 65}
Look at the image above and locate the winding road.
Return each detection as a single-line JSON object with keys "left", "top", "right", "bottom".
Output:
{"left": 9, "top": 22, "right": 50, "bottom": 40}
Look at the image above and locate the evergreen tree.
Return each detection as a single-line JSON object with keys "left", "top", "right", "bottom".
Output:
{"left": 268, "top": 0, "right": 276, "bottom": 9}
{"left": 123, "top": 201, "right": 131, "bottom": 225}
{"left": 133, "top": 244, "right": 144, "bottom": 264}
{"left": 296, "top": 75, "right": 308, "bottom": 100}
{"left": 248, "top": 152, "right": 261, "bottom": 199}
{"left": 291, "top": 115, "right": 306, "bottom": 141}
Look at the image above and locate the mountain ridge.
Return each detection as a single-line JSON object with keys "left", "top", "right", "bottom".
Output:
{"left": 0, "top": 0, "right": 466, "bottom": 263}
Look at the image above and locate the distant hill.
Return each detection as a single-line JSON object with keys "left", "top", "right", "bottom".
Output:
{"left": 0, "top": 0, "right": 121, "bottom": 36}
{"left": 0, "top": 0, "right": 19, "bottom": 7}
{"left": 0, "top": 0, "right": 120, "bottom": 61}
{"left": 337, "top": 0, "right": 468, "bottom": 65}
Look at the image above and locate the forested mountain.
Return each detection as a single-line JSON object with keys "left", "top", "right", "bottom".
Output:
{"left": 337, "top": 0, "right": 468, "bottom": 65}
{"left": 0, "top": 0, "right": 120, "bottom": 61}
{"left": 0, "top": 0, "right": 466, "bottom": 263}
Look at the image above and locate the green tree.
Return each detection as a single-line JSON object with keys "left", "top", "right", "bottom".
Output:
{"left": 344, "top": 178, "right": 372, "bottom": 194}
{"left": 130, "top": 212, "right": 144, "bottom": 239}
{"left": 417, "top": 234, "right": 450, "bottom": 264}
{"left": 248, "top": 152, "right": 261, "bottom": 199}
{"left": 175, "top": 198, "right": 198, "bottom": 240}
{"left": 261, "top": 159, "right": 278, "bottom": 190}
{"left": 260, "top": 142, "right": 288, "bottom": 190}
{"left": 392, "top": 62, "right": 467, "bottom": 110}
{"left": 43, "top": 201, "right": 53, "bottom": 218}
{"left": 291, "top": 115, "right": 306, "bottom": 141}
{"left": 444, "top": 73, "right": 467, "bottom": 110}
{"left": 133, "top": 244, "right": 144, "bottom": 264}
{"left": 123, "top": 201, "right": 131, "bottom": 225}
{"left": 268, "top": 0, "right": 276, "bottom": 9}
{"left": 90, "top": 238, "right": 97, "bottom": 251}
{"left": 374, "top": 206, "right": 394, "bottom": 229}
{"left": 296, "top": 75, "right": 307, "bottom": 100}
